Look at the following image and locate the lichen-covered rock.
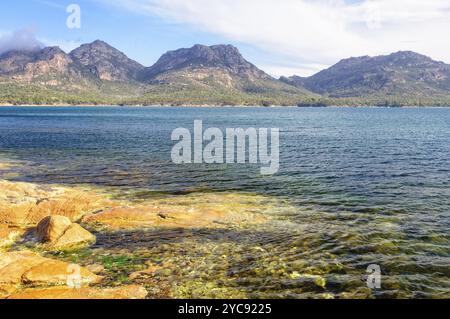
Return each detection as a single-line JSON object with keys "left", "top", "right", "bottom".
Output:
{"left": 0, "top": 250, "right": 101, "bottom": 286}
{"left": 0, "top": 225, "right": 24, "bottom": 249}
{"left": 0, "top": 284, "right": 18, "bottom": 299}
{"left": 85, "top": 264, "right": 105, "bottom": 274}
{"left": 37, "top": 215, "right": 72, "bottom": 242}
{"left": 82, "top": 193, "right": 270, "bottom": 231}
{"left": 0, "top": 180, "right": 109, "bottom": 227}
{"left": 51, "top": 223, "right": 96, "bottom": 250}
{"left": 0, "top": 251, "right": 47, "bottom": 284}
{"left": 1, "top": 179, "right": 276, "bottom": 232}
{"left": 7, "top": 285, "right": 148, "bottom": 299}
{"left": 22, "top": 260, "right": 102, "bottom": 286}
{"left": 37, "top": 215, "right": 96, "bottom": 251}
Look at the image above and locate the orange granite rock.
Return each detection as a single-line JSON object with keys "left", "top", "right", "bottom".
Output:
{"left": 8, "top": 285, "right": 148, "bottom": 299}
{"left": 82, "top": 193, "right": 269, "bottom": 231}
{"left": 22, "top": 260, "right": 102, "bottom": 286}
{"left": 0, "top": 225, "right": 24, "bottom": 248}
{"left": 37, "top": 215, "right": 72, "bottom": 242}
{"left": 0, "top": 180, "right": 110, "bottom": 227}
{"left": 0, "top": 251, "right": 48, "bottom": 284}
{"left": 37, "top": 215, "right": 96, "bottom": 251}
{"left": 0, "top": 284, "right": 18, "bottom": 298}
{"left": 0, "top": 250, "right": 101, "bottom": 286}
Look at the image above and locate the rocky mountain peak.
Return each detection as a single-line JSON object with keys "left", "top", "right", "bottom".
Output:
{"left": 69, "top": 40, "right": 144, "bottom": 81}
{"left": 142, "top": 44, "right": 270, "bottom": 80}
{"left": 37, "top": 46, "right": 68, "bottom": 60}
{"left": 281, "top": 51, "right": 450, "bottom": 98}
{"left": 0, "top": 46, "right": 74, "bottom": 81}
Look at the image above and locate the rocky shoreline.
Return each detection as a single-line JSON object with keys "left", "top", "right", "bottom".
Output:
{"left": 0, "top": 162, "right": 278, "bottom": 299}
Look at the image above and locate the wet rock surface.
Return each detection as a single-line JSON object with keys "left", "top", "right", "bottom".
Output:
{"left": 82, "top": 192, "right": 269, "bottom": 231}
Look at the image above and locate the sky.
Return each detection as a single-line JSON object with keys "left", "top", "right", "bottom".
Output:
{"left": 0, "top": 0, "right": 449, "bottom": 77}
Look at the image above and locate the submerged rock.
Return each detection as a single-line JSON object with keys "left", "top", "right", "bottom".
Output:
{"left": 0, "top": 163, "right": 12, "bottom": 170}
{"left": 289, "top": 272, "right": 327, "bottom": 289}
{"left": 0, "top": 179, "right": 277, "bottom": 232}
{"left": 129, "top": 262, "right": 165, "bottom": 280}
{"left": 37, "top": 215, "right": 96, "bottom": 251}
{"left": 82, "top": 193, "right": 271, "bottom": 231}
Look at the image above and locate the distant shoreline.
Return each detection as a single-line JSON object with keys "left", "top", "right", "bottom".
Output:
{"left": 0, "top": 103, "right": 449, "bottom": 108}
{"left": 2, "top": 43, "right": 450, "bottom": 110}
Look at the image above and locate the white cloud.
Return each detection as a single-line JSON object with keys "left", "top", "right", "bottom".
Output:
{"left": 0, "top": 29, "right": 82, "bottom": 55}
{"left": 259, "top": 63, "right": 330, "bottom": 78}
{"left": 102, "top": 0, "right": 450, "bottom": 76}
{"left": 0, "top": 28, "right": 43, "bottom": 54}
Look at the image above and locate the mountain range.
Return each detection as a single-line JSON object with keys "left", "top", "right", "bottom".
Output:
{"left": 1, "top": 40, "right": 449, "bottom": 106}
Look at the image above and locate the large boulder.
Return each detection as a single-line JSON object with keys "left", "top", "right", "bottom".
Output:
{"left": 37, "top": 215, "right": 72, "bottom": 242}
{"left": 37, "top": 215, "right": 96, "bottom": 251}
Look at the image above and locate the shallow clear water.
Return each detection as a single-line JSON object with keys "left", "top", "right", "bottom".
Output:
{"left": 0, "top": 106, "right": 449, "bottom": 298}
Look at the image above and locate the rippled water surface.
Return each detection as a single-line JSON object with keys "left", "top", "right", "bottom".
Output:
{"left": 0, "top": 106, "right": 449, "bottom": 298}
